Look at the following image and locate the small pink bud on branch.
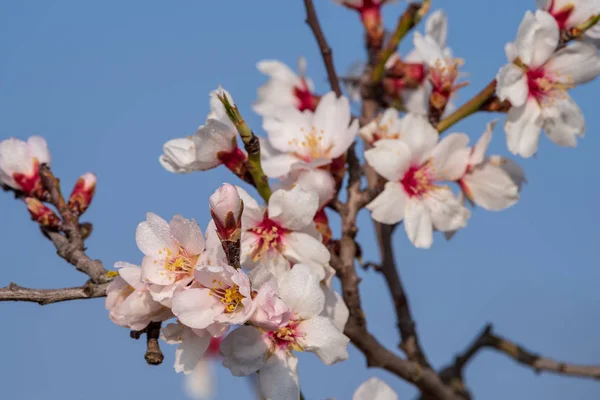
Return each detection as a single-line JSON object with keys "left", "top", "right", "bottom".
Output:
{"left": 25, "top": 197, "right": 61, "bottom": 230}
{"left": 209, "top": 183, "right": 244, "bottom": 268}
{"left": 67, "top": 173, "right": 96, "bottom": 216}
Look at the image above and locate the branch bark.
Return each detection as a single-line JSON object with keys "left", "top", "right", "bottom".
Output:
{"left": 0, "top": 282, "right": 109, "bottom": 305}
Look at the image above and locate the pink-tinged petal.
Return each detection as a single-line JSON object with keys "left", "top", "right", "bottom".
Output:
{"left": 353, "top": 377, "right": 398, "bottom": 400}
{"left": 423, "top": 189, "right": 471, "bottom": 232}
{"left": 297, "top": 316, "right": 349, "bottom": 365}
{"left": 366, "top": 182, "right": 407, "bottom": 225}
{"left": 202, "top": 220, "right": 227, "bottom": 266}
{"left": 185, "top": 359, "right": 214, "bottom": 400}
{"left": 281, "top": 232, "right": 330, "bottom": 276}
{"left": 463, "top": 163, "right": 520, "bottom": 211}
{"left": 0, "top": 138, "right": 31, "bottom": 186}
{"left": 515, "top": 10, "right": 559, "bottom": 69}
{"left": 194, "top": 265, "right": 233, "bottom": 288}
{"left": 546, "top": 42, "right": 600, "bottom": 85}
{"left": 115, "top": 262, "right": 144, "bottom": 290}
{"left": 260, "top": 137, "right": 300, "bottom": 177}
{"left": 278, "top": 264, "right": 324, "bottom": 318}
{"left": 258, "top": 352, "right": 299, "bottom": 400}
{"left": 268, "top": 186, "right": 318, "bottom": 230}
{"left": 172, "top": 288, "right": 222, "bottom": 329}
{"left": 364, "top": 139, "right": 412, "bottom": 182}
{"left": 505, "top": 98, "right": 543, "bottom": 158}
{"left": 175, "top": 329, "right": 211, "bottom": 374}
{"left": 193, "top": 119, "right": 236, "bottom": 168}
{"left": 221, "top": 326, "right": 269, "bottom": 376}
{"left": 426, "top": 9, "right": 448, "bottom": 48}
{"left": 236, "top": 186, "right": 264, "bottom": 228}
{"left": 542, "top": 95, "right": 585, "bottom": 147}
{"left": 149, "top": 280, "right": 187, "bottom": 307}
{"left": 431, "top": 133, "right": 470, "bottom": 181}
{"left": 141, "top": 255, "right": 175, "bottom": 285}
{"left": 160, "top": 138, "right": 198, "bottom": 173}
{"left": 496, "top": 64, "right": 528, "bottom": 107}
{"left": 209, "top": 86, "right": 236, "bottom": 131}
{"left": 136, "top": 212, "right": 177, "bottom": 256}
{"left": 251, "top": 282, "right": 291, "bottom": 330}
{"left": 398, "top": 113, "right": 439, "bottom": 164}
{"left": 170, "top": 215, "right": 204, "bottom": 255}
{"left": 404, "top": 198, "right": 434, "bottom": 249}
{"left": 161, "top": 323, "right": 185, "bottom": 344}
{"left": 27, "top": 136, "right": 51, "bottom": 165}
{"left": 321, "top": 285, "right": 349, "bottom": 332}
{"left": 470, "top": 120, "right": 498, "bottom": 166}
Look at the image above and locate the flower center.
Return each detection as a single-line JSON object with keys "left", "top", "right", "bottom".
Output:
{"left": 293, "top": 80, "right": 317, "bottom": 112}
{"left": 373, "top": 120, "right": 401, "bottom": 142}
{"left": 548, "top": 1, "right": 575, "bottom": 29}
{"left": 268, "top": 321, "right": 304, "bottom": 352}
{"left": 291, "top": 126, "right": 334, "bottom": 162}
{"left": 209, "top": 281, "right": 245, "bottom": 313}
{"left": 526, "top": 67, "right": 573, "bottom": 106}
{"left": 250, "top": 214, "right": 289, "bottom": 262}
{"left": 158, "top": 246, "right": 197, "bottom": 277}
{"left": 401, "top": 163, "right": 436, "bottom": 197}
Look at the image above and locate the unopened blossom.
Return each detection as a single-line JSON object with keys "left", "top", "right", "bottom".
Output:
{"left": 172, "top": 264, "right": 255, "bottom": 332}
{"left": 334, "top": 1, "right": 396, "bottom": 45}
{"left": 496, "top": 10, "right": 600, "bottom": 157}
{"left": 365, "top": 113, "right": 471, "bottom": 248}
{"left": 68, "top": 172, "right": 96, "bottom": 216}
{"left": 537, "top": 0, "right": 600, "bottom": 41}
{"left": 221, "top": 264, "right": 349, "bottom": 400}
{"left": 160, "top": 87, "right": 246, "bottom": 174}
{"left": 457, "top": 121, "right": 526, "bottom": 211}
{"left": 0, "top": 136, "right": 50, "bottom": 197}
{"left": 136, "top": 213, "right": 205, "bottom": 305}
{"left": 237, "top": 185, "right": 330, "bottom": 279}
{"left": 253, "top": 58, "right": 319, "bottom": 117}
{"left": 25, "top": 197, "right": 61, "bottom": 229}
{"left": 209, "top": 183, "right": 243, "bottom": 241}
{"left": 105, "top": 262, "right": 171, "bottom": 330}
{"left": 353, "top": 377, "right": 398, "bottom": 400}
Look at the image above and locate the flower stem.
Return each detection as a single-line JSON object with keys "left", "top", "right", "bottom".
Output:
{"left": 435, "top": 79, "right": 497, "bottom": 133}
{"left": 217, "top": 94, "right": 272, "bottom": 202}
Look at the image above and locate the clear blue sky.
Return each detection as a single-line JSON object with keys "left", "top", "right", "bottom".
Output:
{"left": 1, "top": 1, "right": 599, "bottom": 399}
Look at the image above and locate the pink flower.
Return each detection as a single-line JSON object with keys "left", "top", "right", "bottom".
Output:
{"left": 0, "top": 136, "right": 50, "bottom": 197}
{"left": 250, "top": 282, "right": 291, "bottom": 330}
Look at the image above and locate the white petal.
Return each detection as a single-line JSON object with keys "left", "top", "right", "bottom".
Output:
{"left": 263, "top": 108, "right": 313, "bottom": 154}
{"left": 115, "top": 262, "right": 144, "bottom": 290}
{"left": 542, "top": 95, "right": 585, "bottom": 147}
{"left": 27, "top": 136, "right": 51, "bottom": 165}
{"left": 353, "top": 377, "right": 398, "bottom": 400}
{"left": 297, "top": 316, "right": 349, "bottom": 365}
{"left": 399, "top": 113, "right": 439, "bottom": 164}
{"left": 366, "top": 182, "right": 407, "bottom": 224}
{"left": 258, "top": 353, "right": 299, "bottom": 400}
{"left": 489, "top": 156, "right": 527, "bottom": 190}
{"left": 278, "top": 264, "right": 325, "bottom": 318}
{"left": 175, "top": 330, "right": 211, "bottom": 374}
{"left": 430, "top": 133, "right": 470, "bottom": 181}
{"left": 470, "top": 120, "right": 497, "bottom": 166}
{"left": 185, "top": 359, "right": 214, "bottom": 400}
{"left": 209, "top": 86, "right": 236, "bottom": 131}
{"left": 404, "top": 198, "right": 434, "bottom": 249}
{"left": 221, "top": 326, "right": 269, "bottom": 376}
{"left": 268, "top": 186, "right": 318, "bottom": 230}
{"left": 364, "top": 139, "right": 412, "bottom": 182}
{"left": 505, "top": 98, "right": 543, "bottom": 158}
{"left": 515, "top": 10, "right": 559, "bottom": 68}
{"left": 136, "top": 212, "right": 177, "bottom": 256}
{"left": 161, "top": 323, "right": 184, "bottom": 344}
{"left": 170, "top": 215, "right": 204, "bottom": 255}
{"left": 287, "top": 167, "right": 336, "bottom": 209}
{"left": 546, "top": 42, "right": 600, "bottom": 85}
{"left": 495, "top": 64, "right": 528, "bottom": 107}
{"left": 282, "top": 232, "right": 330, "bottom": 275}
{"left": 423, "top": 189, "right": 471, "bottom": 232}
{"left": 193, "top": 119, "right": 236, "bottom": 166}
{"left": 172, "top": 288, "right": 222, "bottom": 329}
{"left": 161, "top": 138, "right": 198, "bottom": 173}
{"left": 463, "top": 163, "right": 520, "bottom": 211}
{"left": 236, "top": 186, "right": 264, "bottom": 229}
{"left": 260, "top": 137, "right": 300, "bottom": 177}
{"left": 505, "top": 41, "right": 518, "bottom": 62}
{"left": 257, "top": 60, "right": 300, "bottom": 85}
{"left": 413, "top": 32, "right": 445, "bottom": 68}
{"left": 425, "top": 9, "right": 448, "bottom": 49}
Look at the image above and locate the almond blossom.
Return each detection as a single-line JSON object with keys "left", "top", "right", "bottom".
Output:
{"left": 365, "top": 113, "right": 471, "bottom": 248}
{"left": 253, "top": 58, "right": 319, "bottom": 117}
{"left": 105, "top": 262, "right": 171, "bottom": 330}
{"left": 353, "top": 377, "right": 398, "bottom": 400}
{"left": 457, "top": 121, "right": 526, "bottom": 211}
{"left": 221, "top": 264, "right": 349, "bottom": 400}
{"left": 0, "top": 136, "right": 50, "bottom": 197}
{"left": 160, "top": 87, "right": 246, "bottom": 174}
{"left": 496, "top": 10, "right": 600, "bottom": 157}
{"left": 136, "top": 213, "right": 205, "bottom": 306}
{"left": 360, "top": 108, "right": 405, "bottom": 145}
{"left": 237, "top": 185, "right": 330, "bottom": 280}
{"left": 537, "top": 0, "right": 600, "bottom": 42}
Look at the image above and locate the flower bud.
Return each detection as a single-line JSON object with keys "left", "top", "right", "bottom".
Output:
{"left": 209, "top": 183, "right": 243, "bottom": 241}
{"left": 68, "top": 173, "right": 96, "bottom": 216}
{"left": 0, "top": 136, "right": 51, "bottom": 198}
{"left": 25, "top": 197, "right": 60, "bottom": 229}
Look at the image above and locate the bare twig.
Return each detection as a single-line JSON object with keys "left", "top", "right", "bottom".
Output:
{"left": 0, "top": 281, "right": 109, "bottom": 305}
{"left": 303, "top": 0, "right": 342, "bottom": 96}
{"left": 131, "top": 321, "right": 164, "bottom": 366}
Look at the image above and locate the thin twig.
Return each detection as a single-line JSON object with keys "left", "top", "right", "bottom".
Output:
{"left": 303, "top": 0, "right": 342, "bottom": 96}
{"left": 131, "top": 322, "right": 165, "bottom": 366}
{"left": 0, "top": 282, "right": 109, "bottom": 305}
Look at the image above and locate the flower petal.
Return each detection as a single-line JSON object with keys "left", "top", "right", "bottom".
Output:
{"left": 170, "top": 215, "right": 204, "bottom": 255}
{"left": 505, "top": 98, "right": 543, "bottom": 158}
{"left": 236, "top": 186, "right": 264, "bottom": 229}
{"left": 260, "top": 137, "right": 300, "bottom": 177}
{"left": 425, "top": 9, "right": 448, "bottom": 48}
{"left": 278, "top": 264, "right": 325, "bottom": 319}
{"left": 366, "top": 182, "right": 407, "bottom": 225}
{"left": 515, "top": 10, "right": 559, "bottom": 69}
{"left": 546, "top": 42, "right": 600, "bottom": 85}
{"left": 282, "top": 231, "right": 330, "bottom": 276}
{"left": 172, "top": 288, "right": 222, "bottom": 329}
{"left": 496, "top": 64, "right": 528, "bottom": 107}
{"left": 353, "top": 377, "right": 398, "bottom": 400}
{"left": 463, "top": 162, "right": 520, "bottom": 211}
{"left": 470, "top": 120, "right": 497, "bottom": 166}
{"left": 404, "top": 198, "right": 434, "bottom": 249}
{"left": 430, "top": 133, "right": 470, "bottom": 181}
{"left": 364, "top": 139, "right": 412, "bottom": 182}
{"left": 399, "top": 113, "right": 439, "bottom": 164}
{"left": 258, "top": 352, "right": 299, "bottom": 400}
{"left": 221, "top": 326, "right": 269, "bottom": 376}
{"left": 185, "top": 359, "right": 214, "bottom": 400}
{"left": 297, "top": 316, "right": 349, "bottom": 365}
{"left": 175, "top": 329, "right": 211, "bottom": 374}
{"left": 423, "top": 188, "right": 471, "bottom": 232}
{"left": 542, "top": 95, "right": 585, "bottom": 147}
{"left": 268, "top": 186, "right": 318, "bottom": 230}
{"left": 136, "top": 212, "right": 177, "bottom": 256}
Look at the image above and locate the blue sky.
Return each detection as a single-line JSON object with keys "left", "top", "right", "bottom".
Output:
{"left": 1, "top": 1, "right": 599, "bottom": 399}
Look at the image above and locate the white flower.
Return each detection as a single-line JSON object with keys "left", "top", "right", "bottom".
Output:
{"left": 365, "top": 113, "right": 471, "bottom": 248}
{"left": 221, "top": 264, "right": 349, "bottom": 400}
{"left": 136, "top": 213, "right": 205, "bottom": 306}
{"left": 160, "top": 87, "right": 246, "bottom": 173}
{"left": 0, "top": 136, "right": 50, "bottom": 196}
{"left": 253, "top": 58, "right": 318, "bottom": 117}
{"left": 457, "top": 121, "right": 526, "bottom": 211}
{"left": 538, "top": 0, "right": 600, "bottom": 43}
{"left": 237, "top": 185, "right": 330, "bottom": 280}
{"left": 360, "top": 108, "right": 405, "bottom": 144}
{"left": 496, "top": 10, "right": 600, "bottom": 157}
{"left": 353, "top": 377, "right": 398, "bottom": 400}
{"left": 105, "top": 262, "right": 171, "bottom": 330}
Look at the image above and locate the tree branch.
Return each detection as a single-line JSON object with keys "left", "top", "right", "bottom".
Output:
{"left": 303, "top": 0, "right": 342, "bottom": 96}
{"left": 130, "top": 321, "right": 165, "bottom": 366}
{"left": 0, "top": 282, "right": 109, "bottom": 305}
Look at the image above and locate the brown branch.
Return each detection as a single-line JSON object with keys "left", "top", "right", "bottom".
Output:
{"left": 0, "top": 281, "right": 109, "bottom": 305}
{"left": 303, "top": 0, "right": 342, "bottom": 97}
{"left": 131, "top": 321, "right": 164, "bottom": 366}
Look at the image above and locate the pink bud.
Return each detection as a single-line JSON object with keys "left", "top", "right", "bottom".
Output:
{"left": 25, "top": 197, "right": 60, "bottom": 229}
{"left": 250, "top": 283, "right": 291, "bottom": 331}
{"left": 209, "top": 183, "right": 243, "bottom": 241}
{"left": 68, "top": 172, "right": 96, "bottom": 216}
